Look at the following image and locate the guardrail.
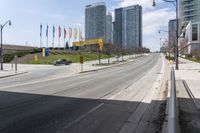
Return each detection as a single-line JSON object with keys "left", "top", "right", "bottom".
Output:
{"left": 168, "top": 67, "right": 177, "bottom": 133}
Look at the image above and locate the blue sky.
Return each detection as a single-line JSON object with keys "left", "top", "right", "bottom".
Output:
{"left": 0, "top": 0, "right": 176, "bottom": 51}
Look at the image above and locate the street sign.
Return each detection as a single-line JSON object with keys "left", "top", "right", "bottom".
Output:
{"left": 80, "top": 55, "right": 84, "bottom": 64}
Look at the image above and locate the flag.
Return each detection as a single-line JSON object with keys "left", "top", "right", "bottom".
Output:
{"left": 53, "top": 26, "right": 55, "bottom": 38}
{"left": 69, "top": 28, "right": 72, "bottom": 39}
{"left": 46, "top": 25, "right": 49, "bottom": 37}
{"left": 74, "top": 28, "right": 77, "bottom": 40}
{"left": 59, "top": 26, "right": 61, "bottom": 38}
{"left": 64, "top": 28, "right": 67, "bottom": 39}
{"left": 79, "top": 29, "right": 82, "bottom": 40}
{"left": 40, "top": 24, "right": 42, "bottom": 37}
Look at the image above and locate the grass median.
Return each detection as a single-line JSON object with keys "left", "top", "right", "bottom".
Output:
{"left": 28, "top": 52, "right": 113, "bottom": 64}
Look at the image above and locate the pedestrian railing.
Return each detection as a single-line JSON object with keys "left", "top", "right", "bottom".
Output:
{"left": 168, "top": 67, "right": 178, "bottom": 133}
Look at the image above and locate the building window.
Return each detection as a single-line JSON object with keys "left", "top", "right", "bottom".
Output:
{"left": 192, "top": 24, "right": 198, "bottom": 41}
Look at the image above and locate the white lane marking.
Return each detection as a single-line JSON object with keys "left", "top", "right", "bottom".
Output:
{"left": 63, "top": 103, "right": 104, "bottom": 129}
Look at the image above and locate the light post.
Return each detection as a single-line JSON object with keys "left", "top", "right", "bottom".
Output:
{"left": 0, "top": 20, "right": 12, "bottom": 71}
{"left": 153, "top": 0, "right": 179, "bottom": 70}
{"left": 159, "top": 29, "right": 168, "bottom": 34}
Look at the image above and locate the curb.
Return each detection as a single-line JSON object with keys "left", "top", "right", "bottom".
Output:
{"left": 0, "top": 72, "right": 28, "bottom": 79}
{"left": 79, "top": 56, "right": 143, "bottom": 74}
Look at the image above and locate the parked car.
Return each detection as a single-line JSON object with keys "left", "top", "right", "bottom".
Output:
{"left": 54, "top": 59, "right": 72, "bottom": 66}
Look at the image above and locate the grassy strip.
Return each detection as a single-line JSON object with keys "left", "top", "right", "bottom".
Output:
{"left": 184, "top": 57, "right": 200, "bottom": 63}
{"left": 28, "top": 52, "right": 114, "bottom": 64}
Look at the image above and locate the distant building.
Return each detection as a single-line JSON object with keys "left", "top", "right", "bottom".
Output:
{"left": 114, "top": 5, "right": 142, "bottom": 49}
{"left": 168, "top": 19, "right": 177, "bottom": 52}
{"left": 114, "top": 8, "right": 123, "bottom": 48}
{"left": 106, "top": 12, "right": 112, "bottom": 44}
{"left": 85, "top": 2, "right": 106, "bottom": 42}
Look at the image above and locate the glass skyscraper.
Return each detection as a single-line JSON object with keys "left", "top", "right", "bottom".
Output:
{"left": 179, "top": 0, "right": 200, "bottom": 26}
{"left": 114, "top": 5, "right": 142, "bottom": 49}
{"left": 85, "top": 2, "right": 106, "bottom": 41}
{"left": 106, "top": 12, "right": 112, "bottom": 44}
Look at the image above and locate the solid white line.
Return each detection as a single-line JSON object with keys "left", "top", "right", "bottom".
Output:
{"left": 63, "top": 103, "right": 104, "bottom": 129}
{"left": 0, "top": 75, "right": 88, "bottom": 90}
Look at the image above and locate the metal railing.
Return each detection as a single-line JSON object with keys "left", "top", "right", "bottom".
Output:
{"left": 168, "top": 67, "right": 177, "bottom": 133}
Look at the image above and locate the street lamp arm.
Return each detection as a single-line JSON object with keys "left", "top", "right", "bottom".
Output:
{"left": 159, "top": 30, "right": 168, "bottom": 33}
{"left": 162, "top": 0, "right": 176, "bottom": 3}
{"left": 2, "top": 20, "right": 11, "bottom": 29}
{"left": 162, "top": 0, "right": 176, "bottom": 6}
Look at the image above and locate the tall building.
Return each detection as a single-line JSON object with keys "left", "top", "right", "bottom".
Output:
{"left": 168, "top": 19, "right": 177, "bottom": 50}
{"left": 179, "top": 0, "right": 200, "bottom": 54}
{"left": 114, "top": 5, "right": 142, "bottom": 49}
{"left": 179, "top": 0, "right": 200, "bottom": 26}
{"left": 114, "top": 8, "right": 123, "bottom": 48}
{"left": 85, "top": 2, "right": 106, "bottom": 41}
{"left": 106, "top": 12, "right": 112, "bottom": 44}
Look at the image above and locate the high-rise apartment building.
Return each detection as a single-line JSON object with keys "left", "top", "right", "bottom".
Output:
{"left": 85, "top": 2, "right": 106, "bottom": 41}
{"left": 114, "top": 5, "right": 142, "bottom": 49}
{"left": 179, "top": 0, "right": 200, "bottom": 54}
{"left": 106, "top": 12, "right": 112, "bottom": 44}
{"left": 179, "top": 0, "right": 200, "bottom": 26}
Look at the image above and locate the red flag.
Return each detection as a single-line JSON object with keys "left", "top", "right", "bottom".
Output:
{"left": 59, "top": 26, "right": 61, "bottom": 38}
{"left": 64, "top": 28, "right": 67, "bottom": 39}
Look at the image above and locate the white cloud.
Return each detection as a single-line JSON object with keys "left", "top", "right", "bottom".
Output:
{"left": 77, "top": 23, "right": 82, "bottom": 26}
{"left": 115, "top": 0, "right": 160, "bottom": 10}
{"left": 143, "top": 8, "right": 175, "bottom": 36}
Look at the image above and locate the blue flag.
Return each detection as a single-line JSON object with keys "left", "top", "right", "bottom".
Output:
{"left": 46, "top": 25, "right": 49, "bottom": 37}
{"left": 40, "top": 24, "right": 42, "bottom": 37}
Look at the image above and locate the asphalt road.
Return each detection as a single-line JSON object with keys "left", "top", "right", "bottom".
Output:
{"left": 0, "top": 53, "right": 164, "bottom": 133}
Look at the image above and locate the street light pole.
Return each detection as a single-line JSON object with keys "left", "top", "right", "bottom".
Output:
{"left": 0, "top": 20, "right": 12, "bottom": 71}
{"left": 153, "top": 0, "right": 179, "bottom": 70}
{"left": 0, "top": 25, "right": 3, "bottom": 70}
{"left": 175, "top": 0, "right": 179, "bottom": 70}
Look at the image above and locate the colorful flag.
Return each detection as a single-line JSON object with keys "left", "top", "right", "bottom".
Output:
{"left": 46, "top": 25, "right": 49, "bottom": 37}
{"left": 53, "top": 26, "right": 55, "bottom": 38}
{"left": 79, "top": 29, "right": 82, "bottom": 40}
{"left": 59, "top": 26, "right": 61, "bottom": 38}
{"left": 40, "top": 24, "right": 42, "bottom": 37}
{"left": 69, "top": 28, "right": 72, "bottom": 39}
{"left": 64, "top": 28, "right": 67, "bottom": 39}
{"left": 74, "top": 28, "right": 77, "bottom": 40}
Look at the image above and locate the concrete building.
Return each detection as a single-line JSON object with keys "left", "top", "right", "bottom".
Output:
{"left": 114, "top": 8, "right": 123, "bottom": 48}
{"left": 85, "top": 2, "right": 106, "bottom": 41}
{"left": 180, "top": 21, "right": 200, "bottom": 54}
{"left": 106, "top": 12, "right": 112, "bottom": 44}
{"left": 179, "top": 0, "right": 200, "bottom": 54}
{"left": 168, "top": 19, "right": 177, "bottom": 51}
{"left": 179, "top": 0, "right": 200, "bottom": 26}
{"left": 114, "top": 5, "right": 142, "bottom": 49}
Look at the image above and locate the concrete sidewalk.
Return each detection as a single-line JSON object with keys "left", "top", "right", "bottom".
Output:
{"left": 173, "top": 58, "right": 200, "bottom": 133}
{"left": 175, "top": 58, "right": 200, "bottom": 108}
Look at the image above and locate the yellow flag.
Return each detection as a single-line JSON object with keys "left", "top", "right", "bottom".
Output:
{"left": 69, "top": 28, "right": 72, "bottom": 39}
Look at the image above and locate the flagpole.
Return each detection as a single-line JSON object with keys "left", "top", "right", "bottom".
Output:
{"left": 40, "top": 24, "right": 42, "bottom": 48}
{"left": 64, "top": 27, "right": 65, "bottom": 51}
{"left": 52, "top": 25, "right": 54, "bottom": 50}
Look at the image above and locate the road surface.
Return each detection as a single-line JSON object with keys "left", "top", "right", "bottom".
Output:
{"left": 0, "top": 53, "right": 165, "bottom": 133}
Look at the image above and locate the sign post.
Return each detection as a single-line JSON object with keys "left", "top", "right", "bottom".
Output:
{"left": 14, "top": 55, "right": 18, "bottom": 73}
{"left": 80, "top": 55, "right": 84, "bottom": 72}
